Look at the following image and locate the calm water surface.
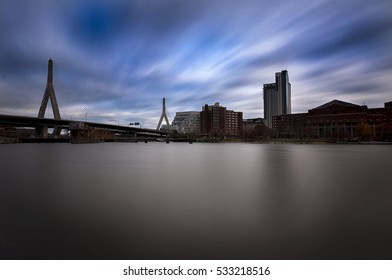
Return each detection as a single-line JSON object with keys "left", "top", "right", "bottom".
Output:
{"left": 1, "top": 143, "right": 391, "bottom": 259}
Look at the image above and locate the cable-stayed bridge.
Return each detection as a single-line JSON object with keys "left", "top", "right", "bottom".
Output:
{"left": 0, "top": 59, "right": 168, "bottom": 143}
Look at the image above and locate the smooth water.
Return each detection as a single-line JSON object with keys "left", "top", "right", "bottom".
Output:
{"left": 1, "top": 143, "right": 391, "bottom": 259}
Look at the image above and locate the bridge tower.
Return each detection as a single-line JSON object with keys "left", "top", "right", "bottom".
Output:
{"left": 37, "top": 59, "right": 62, "bottom": 137}
{"left": 156, "top": 97, "right": 170, "bottom": 130}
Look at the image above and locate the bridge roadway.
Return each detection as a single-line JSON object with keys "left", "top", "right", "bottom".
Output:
{"left": 0, "top": 114, "right": 168, "bottom": 137}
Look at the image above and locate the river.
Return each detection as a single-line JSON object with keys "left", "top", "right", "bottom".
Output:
{"left": 0, "top": 142, "right": 391, "bottom": 259}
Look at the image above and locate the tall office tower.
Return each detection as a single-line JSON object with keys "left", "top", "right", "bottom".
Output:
{"left": 263, "top": 70, "right": 291, "bottom": 128}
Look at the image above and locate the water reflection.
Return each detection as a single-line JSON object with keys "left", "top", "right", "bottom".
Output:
{"left": 0, "top": 143, "right": 391, "bottom": 259}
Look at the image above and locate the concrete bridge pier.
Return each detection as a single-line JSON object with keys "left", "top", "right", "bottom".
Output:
{"left": 36, "top": 126, "right": 48, "bottom": 138}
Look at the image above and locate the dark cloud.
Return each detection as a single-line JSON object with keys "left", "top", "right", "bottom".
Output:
{"left": 69, "top": 2, "right": 128, "bottom": 47}
{"left": 0, "top": 48, "right": 45, "bottom": 77}
{"left": 297, "top": 18, "right": 392, "bottom": 61}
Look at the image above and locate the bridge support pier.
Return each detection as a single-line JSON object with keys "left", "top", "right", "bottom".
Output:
{"left": 36, "top": 126, "right": 48, "bottom": 138}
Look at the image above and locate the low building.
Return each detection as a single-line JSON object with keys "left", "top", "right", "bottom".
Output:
{"left": 242, "top": 118, "right": 273, "bottom": 139}
{"left": 200, "top": 102, "right": 243, "bottom": 137}
{"left": 172, "top": 111, "right": 200, "bottom": 134}
{"left": 243, "top": 118, "right": 264, "bottom": 130}
{"left": 273, "top": 99, "right": 392, "bottom": 140}
{"left": 0, "top": 125, "right": 16, "bottom": 138}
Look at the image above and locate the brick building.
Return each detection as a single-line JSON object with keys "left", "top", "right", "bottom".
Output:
{"left": 200, "top": 102, "right": 243, "bottom": 137}
{"left": 273, "top": 99, "right": 392, "bottom": 140}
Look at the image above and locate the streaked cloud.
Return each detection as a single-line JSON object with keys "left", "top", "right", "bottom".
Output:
{"left": 0, "top": 0, "right": 391, "bottom": 127}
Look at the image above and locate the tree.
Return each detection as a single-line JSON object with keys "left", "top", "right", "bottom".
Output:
{"left": 356, "top": 122, "right": 372, "bottom": 141}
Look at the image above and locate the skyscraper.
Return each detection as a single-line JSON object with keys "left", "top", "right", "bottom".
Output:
{"left": 263, "top": 70, "right": 291, "bottom": 128}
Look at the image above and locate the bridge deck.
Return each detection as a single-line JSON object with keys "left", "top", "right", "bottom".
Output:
{"left": 0, "top": 114, "right": 167, "bottom": 137}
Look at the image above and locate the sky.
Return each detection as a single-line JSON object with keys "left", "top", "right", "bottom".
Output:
{"left": 0, "top": 0, "right": 391, "bottom": 128}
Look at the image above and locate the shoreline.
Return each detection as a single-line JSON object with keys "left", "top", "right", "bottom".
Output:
{"left": 2, "top": 137, "right": 391, "bottom": 145}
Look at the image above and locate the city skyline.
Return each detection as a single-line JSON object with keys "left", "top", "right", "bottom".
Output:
{"left": 0, "top": 0, "right": 391, "bottom": 128}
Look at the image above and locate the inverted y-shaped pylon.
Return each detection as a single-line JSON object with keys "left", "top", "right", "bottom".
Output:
{"left": 156, "top": 97, "right": 170, "bottom": 130}
{"left": 37, "top": 59, "right": 62, "bottom": 136}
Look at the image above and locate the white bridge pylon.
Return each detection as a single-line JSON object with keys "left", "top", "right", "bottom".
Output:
{"left": 37, "top": 58, "right": 62, "bottom": 137}
{"left": 156, "top": 97, "right": 170, "bottom": 130}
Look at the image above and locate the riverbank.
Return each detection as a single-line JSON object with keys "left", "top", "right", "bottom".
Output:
{"left": 195, "top": 138, "right": 392, "bottom": 145}
{"left": 196, "top": 138, "right": 331, "bottom": 144}
{"left": 1, "top": 136, "right": 391, "bottom": 145}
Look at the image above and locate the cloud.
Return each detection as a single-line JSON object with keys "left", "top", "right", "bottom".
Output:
{"left": 0, "top": 0, "right": 391, "bottom": 127}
